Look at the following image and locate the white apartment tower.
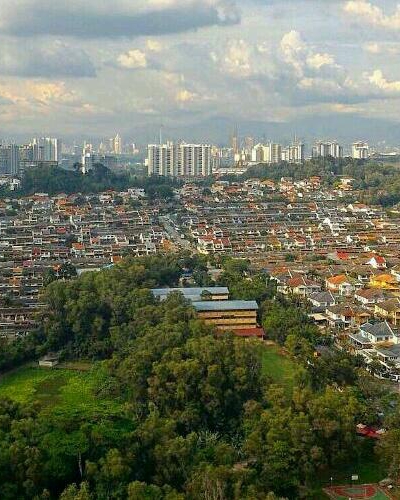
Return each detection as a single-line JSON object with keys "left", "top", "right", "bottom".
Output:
{"left": 282, "top": 141, "right": 305, "bottom": 164}
{"left": 147, "top": 143, "right": 212, "bottom": 177}
{"left": 251, "top": 143, "right": 282, "bottom": 164}
{"left": 313, "top": 141, "right": 343, "bottom": 159}
{"left": 35, "top": 137, "right": 62, "bottom": 162}
{"left": 352, "top": 141, "right": 369, "bottom": 159}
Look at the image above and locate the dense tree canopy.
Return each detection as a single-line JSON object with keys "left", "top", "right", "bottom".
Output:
{"left": 0, "top": 253, "right": 398, "bottom": 498}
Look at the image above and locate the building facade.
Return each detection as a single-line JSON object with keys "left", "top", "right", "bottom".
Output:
{"left": 352, "top": 142, "right": 369, "bottom": 159}
{"left": 147, "top": 143, "right": 212, "bottom": 177}
{"left": 312, "top": 141, "right": 343, "bottom": 159}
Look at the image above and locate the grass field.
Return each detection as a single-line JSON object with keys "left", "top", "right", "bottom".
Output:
{"left": 261, "top": 343, "right": 297, "bottom": 392}
{"left": 0, "top": 366, "right": 121, "bottom": 417}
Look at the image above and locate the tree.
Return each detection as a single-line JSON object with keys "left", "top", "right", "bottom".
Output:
{"left": 60, "top": 482, "right": 93, "bottom": 500}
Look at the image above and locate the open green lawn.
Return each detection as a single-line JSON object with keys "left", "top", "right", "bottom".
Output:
{"left": 0, "top": 366, "right": 122, "bottom": 418}
{"left": 261, "top": 343, "right": 297, "bottom": 392}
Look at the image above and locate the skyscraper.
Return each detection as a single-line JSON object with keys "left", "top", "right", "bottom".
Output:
{"left": 34, "top": 138, "right": 62, "bottom": 162}
{"left": 113, "top": 134, "right": 122, "bottom": 155}
{"left": 231, "top": 126, "right": 239, "bottom": 155}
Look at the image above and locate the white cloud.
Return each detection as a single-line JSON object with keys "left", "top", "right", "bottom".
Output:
{"left": 146, "top": 39, "right": 163, "bottom": 52}
{"left": 117, "top": 49, "right": 147, "bottom": 69}
{"left": 363, "top": 42, "right": 400, "bottom": 55}
{"left": 281, "top": 30, "right": 340, "bottom": 77}
{"left": 176, "top": 89, "right": 198, "bottom": 102}
{"left": 344, "top": 1, "right": 400, "bottom": 30}
{"left": 367, "top": 69, "right": 400, "bottom": 93}
{"left": 222, "top": 39, "right": 252, "bottom": 76}
{"left": 280, "top": 30, "right": 307, "bottom": 77}
{"left": 307, "top": 52, "right": 336, "bottom": 70}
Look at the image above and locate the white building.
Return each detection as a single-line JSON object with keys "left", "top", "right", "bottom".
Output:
{"left": 147, "top": 143, "right": 212, "bottom": 177}
{"left": 313, "top": 141, "right": 343, "bottom": 159}
{"left": 251, "top": 143, "right": 282, "bottom": 164}
{"left": 352, "top": 141, "right": 369, "bottom": 159}
{"left": 282, "top": 141, "right": 305, "bottom": 164}
{"left": 36, "top": 138, "right": 62, "bottom": 162}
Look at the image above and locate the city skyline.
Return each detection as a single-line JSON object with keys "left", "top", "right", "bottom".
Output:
{"left": 1, "top": 1, "right": 400, "bottom": 142}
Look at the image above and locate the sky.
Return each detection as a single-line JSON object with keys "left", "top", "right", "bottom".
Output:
{"left": 1, "top": 0, "right": 400, "bottom": 145}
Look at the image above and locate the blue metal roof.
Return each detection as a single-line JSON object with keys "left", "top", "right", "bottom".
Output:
{"left": 151, "top": 287, "right": 229, "bottom": 302}
{"left": 192, "top": 300, "right": 259, "bottom": 312}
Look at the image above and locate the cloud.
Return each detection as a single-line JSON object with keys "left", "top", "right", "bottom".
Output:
{"left": 367, "top": 69, "right": 400, "bottom": 93}
{"left": 306, "top": 52, "right": 336, "bottom": 70}
{"left": 146, "top": 40, "right": 163, "bottom": 52}
{"left": 176, "top": 89, "right": 198, "bottom": 102}
{"left": 280, "top": 30, "right": 341, "bottom": 77}
{"left": 363, "top": 42, "right": 400, "bottom": 55}
{"left": 344, "top": 1, "right": 400, "bottom": 30}
{"left": 117, "top": 49, "right": 147, "bottom": 69}
{"left": 221, "top": 39, "right": 253, "bottom": 76}
{"left": 0, "top": 0, "right": 240, "bottom": 38}
{"left": 0, "top": 41, "right": 96, "bottom": 78}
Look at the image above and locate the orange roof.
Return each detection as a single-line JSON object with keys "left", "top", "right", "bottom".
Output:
{"left": 327, "top": 274, "right": 349, "bottom": 284}
{"left": 72, "top": 243, "right": 84, "bottom": 250}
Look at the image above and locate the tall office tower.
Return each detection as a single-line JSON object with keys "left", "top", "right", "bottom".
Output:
{"left": 98, "top": 141, "right": 107, "bottom": 154}
{"left": 147, "top": 143, "right": 212, "bottom": 177}
{"left": 231, "top": 126, "right": 239, "bottom": 155}
{"left": 113, "top": 134, "right": 122, "bottom": 155}
{"left": 313, "top": 141, "right": 343, "bottom": 159}
{"left": 244, "top": 136, "right": 255, "bottom": 153}
{"left": 352, "top": 141, "right": 369, "bottom": 159}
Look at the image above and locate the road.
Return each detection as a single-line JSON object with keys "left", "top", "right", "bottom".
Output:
{"left": 159, "top": 215, "right": 192, "bottom": 250}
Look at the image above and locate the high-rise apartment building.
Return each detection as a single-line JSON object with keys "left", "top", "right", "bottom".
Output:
{"left": 352, "top": 141, "right": 369, "bottom": 159}
{"left": 147, "top": 143, "right": 212, "bottom": 177}
{"left": 313, "top": 141, "right": 343, "bottom": 159}
{"left": 282, "top": 141, "right": 305, "bottom": 164}
{"left": 31, "top": 138, "right": 61, "bottom": 162}
{"left": 251, "top": 143, "right": 282, "bottom": 164}
{"left": 0, "top": 144, "right": 20, "bottom": 175}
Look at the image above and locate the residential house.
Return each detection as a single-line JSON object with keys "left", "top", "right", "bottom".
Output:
{"left": 326, "top": 304, "right": 371, "bottom": 329}
{"left": 354, "top": 288, "right": 387, "bottom": 306}
{"left": 325, "top": 274, "right": 358, "bottom": 296}
{"left": 375, "top": 298, "right": 400, "bottom": 326}
{"left": 348, "top": 321, "right": 398, "bottom": 350}
{"left": 308, "top": 291, "right": 336, "bottom": 312}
